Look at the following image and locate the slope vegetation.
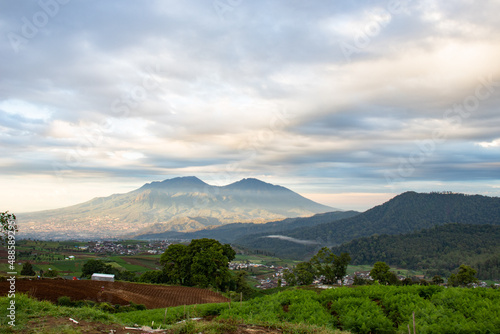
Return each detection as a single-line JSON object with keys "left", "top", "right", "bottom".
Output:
{"left": 236, "top": 192, "right": 500, "bottom": 258}
{"left": 331, "top": 223, "right": 500, "bottom": 279}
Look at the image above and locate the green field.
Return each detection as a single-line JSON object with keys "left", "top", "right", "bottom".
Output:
{"left": 0, "top": 240, "right": 164, "bottom": 278}
{"left": 114, "top": 285, "right": 500, "bottom": 333}
{"left": 234, "top": 254, "right": 300, "bottom": 267}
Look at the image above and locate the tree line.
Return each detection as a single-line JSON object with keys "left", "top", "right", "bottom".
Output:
{"left": 331, "top": 223, "right": 500, "bottom": 279}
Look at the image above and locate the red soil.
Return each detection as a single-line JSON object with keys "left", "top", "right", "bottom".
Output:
{"left": 0, "top": 279, "right": 229, "bottom": 309}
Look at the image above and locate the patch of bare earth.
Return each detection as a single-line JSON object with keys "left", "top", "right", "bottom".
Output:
{"left": 0, "top": 279, "right": 229, "bottom": 308}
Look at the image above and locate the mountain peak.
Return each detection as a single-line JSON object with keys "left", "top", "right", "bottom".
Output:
{"left": 139, "top": 176, "right": 209, "bottom": 191}
{"left": 161, "top": 176, "right": 206, "bottom": 184}
{"left": 226, "top": 178, "right": 285, "bottom": 191}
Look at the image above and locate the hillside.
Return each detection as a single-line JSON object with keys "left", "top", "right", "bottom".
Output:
{"left": 135, "top": 210, "right": 360, "bottom": 243}
{"left": 235, "top": 192, "right": 500, "bottom": 258}
{"left": 17, "top": 177, "right": 334, "bottom": 240}
{"left": 331, "top": 223, "right": 500, "bottom": 279}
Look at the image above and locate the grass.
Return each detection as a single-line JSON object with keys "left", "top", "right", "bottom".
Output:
{"left": 4, "top": 286, "right": 497, "bottom": 333}
{"left": 0, "top": 294, "right": 346, "bottom": 334}
{"left": 233, "top": 254, "right": 300, "bottom": 267}
{"left": 116, "top": 302, "right": 346, "bottom": 334}
{"left": 0, "top": 293, "right": 116, "bottom": 333}
{"left": 107, "top": 256, "right": 153, "bottom": 272}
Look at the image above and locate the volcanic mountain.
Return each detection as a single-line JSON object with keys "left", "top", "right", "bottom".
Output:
{"left": 18, "top": 177, "right": 334, "bottom": 239}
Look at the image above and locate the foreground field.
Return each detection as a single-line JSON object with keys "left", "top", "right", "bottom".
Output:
{"left": 2, "top": 285, "right": 499, "bottom": 333}
{"left": 0, "top": 294, "right": 345, "bottom": 334}
{"left": 116, "top": 285, "right": 500, "bottom": 334}
{"left": 0, "top": 279, "right": 228, "bottom": 309}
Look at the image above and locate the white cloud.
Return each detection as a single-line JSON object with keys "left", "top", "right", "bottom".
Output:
{"left": 477, "top": 139, "right": 500, "bottom": 148}
{"left": 1, "top": 0, "right": 500, "bottom": 212}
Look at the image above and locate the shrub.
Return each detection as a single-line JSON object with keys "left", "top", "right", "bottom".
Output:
{"left": 57, "top": 296, "right": 74, "bottom": 307}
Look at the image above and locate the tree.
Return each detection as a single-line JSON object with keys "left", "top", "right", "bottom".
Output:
{"left": 333, "top": 252, "right": 351, "bottom": 285}
{"left": 81, "top": 259, "right": 113, "bottom": 278}
{"left": 370, "top": 261, "right": 393, "bottom": 284}
{"left": 448, "top": 265, "right": 478, "bottom": 286}
{"left": 283, "top": 269, "right": 297, "bottom": 286}
{"left": 160, "top": 244, "right": 191, "bottom": 285}
{"left": 116, "top": 270, "right": 136, "bottom": 282}
{"left": 1, "top": 211, "right": 17, "bottom": 244}
{"left": 139, "top": 270, "right": 168, "bottom": 284}
{"left": 233, "top": 271, "right": 253, "bottom": 299}
{"left": 45, "top": 268, "right": 59, "bottom": 277}
{"left": 311, "top": 247, "right": 336, "bottom": 284}
{"left": 432, "top": 275, "right": 444, "bottom": 285}
{"left": 159, "top": 238, "right": 236, "bottom": 290}
{"left": 21, "top": 262, "right": 36, "bottom": 276}
{"left": 294, "top": 262, "right": 315, "bottom": 285}
{"left": 310, "top": 247, "right": 351, "bottom": 285}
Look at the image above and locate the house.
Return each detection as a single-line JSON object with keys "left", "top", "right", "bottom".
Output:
{"left": 91, "top": 273, "right": 115, "bottom": 282}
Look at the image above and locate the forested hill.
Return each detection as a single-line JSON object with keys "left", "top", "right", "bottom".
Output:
{"left": 330, "top": 223, "right": 500, "bottom": 280}
{"left": 288, "top": 192, "right": 500, "bottom": 244}
{"left": 135, "top": 210, "right": 360, "bottom": 243}
{"left": 235, "top": 192, "right": 500, "bottom": 258}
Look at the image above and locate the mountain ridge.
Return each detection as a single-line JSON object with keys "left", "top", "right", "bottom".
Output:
{"left": 234, "top": 191, "right": 500, "bottom": 258}
{"left": 17, "top": 176, "right": 335, "bottom": 240}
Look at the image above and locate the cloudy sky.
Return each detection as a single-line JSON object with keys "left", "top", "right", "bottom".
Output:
{"left": 1, "top": 0, "right": 499, "bottom": 213}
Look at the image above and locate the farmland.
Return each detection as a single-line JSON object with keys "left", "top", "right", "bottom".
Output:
{"left": 0, "top": 279, "right": 229, "bottom": 309}
{"left": 1, "top": 284, "right": 499, "bottom": 333}
{"left": 114, "top": 285, "right": 500, "bottom": 333}
{"left": 0, "top": 240, "right": 166, "bottom": 278}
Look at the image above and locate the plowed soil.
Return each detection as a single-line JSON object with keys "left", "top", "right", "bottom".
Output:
{"left": 0, "top": 279, "right": 229, "bottom": 309}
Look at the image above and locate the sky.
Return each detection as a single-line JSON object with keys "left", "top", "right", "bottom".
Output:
{"left": 1, "top": 0, "right": 500, "bottom": 213}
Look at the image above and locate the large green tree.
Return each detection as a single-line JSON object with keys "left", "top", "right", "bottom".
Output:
{"left": 370, "top": 261, "right": 393, "bottom": 284}
{"left": 310, "top": 247, "right": 351, "bottom": 285}
{"left": 448, "top": 265, "right": 478, "bottom": 286}
{"left": 159, "top": 238, "right": 236, "bottom": 290}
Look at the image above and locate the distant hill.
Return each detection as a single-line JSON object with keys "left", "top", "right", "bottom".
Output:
{"left": 17, "top": 176, "right": 334, "bottom": 239}
{"left": 331, "top": 223, "right": 500, "bottom": 279}
{"left": 235, "top": 192, "right": 500, "bottom": 258}
{"left": 134, "top": 210, "right": 360, "bottom": 242}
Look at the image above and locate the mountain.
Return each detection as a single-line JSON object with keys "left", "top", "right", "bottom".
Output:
{"left": 235, "top": 192, "right": 500, "bottom": 258}
{"left": 17, "top": 176, "right": 334, "bottom": 239}
{"left": 330, "top": 223, "right": 500, "bottom": 280}
{"left": 134, "top": 210, "right": 361, "bottom": 242}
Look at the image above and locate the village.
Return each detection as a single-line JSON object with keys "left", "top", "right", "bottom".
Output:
{"left": 86, "top": 240, "right": 173, "bottom": 255}
{"left": 228, "top": 262, "right": 491, "bottom": 289}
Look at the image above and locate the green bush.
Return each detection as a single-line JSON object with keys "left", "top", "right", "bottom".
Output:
{"left": 57, "top": 296, "right": 74, "bottom": 307}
